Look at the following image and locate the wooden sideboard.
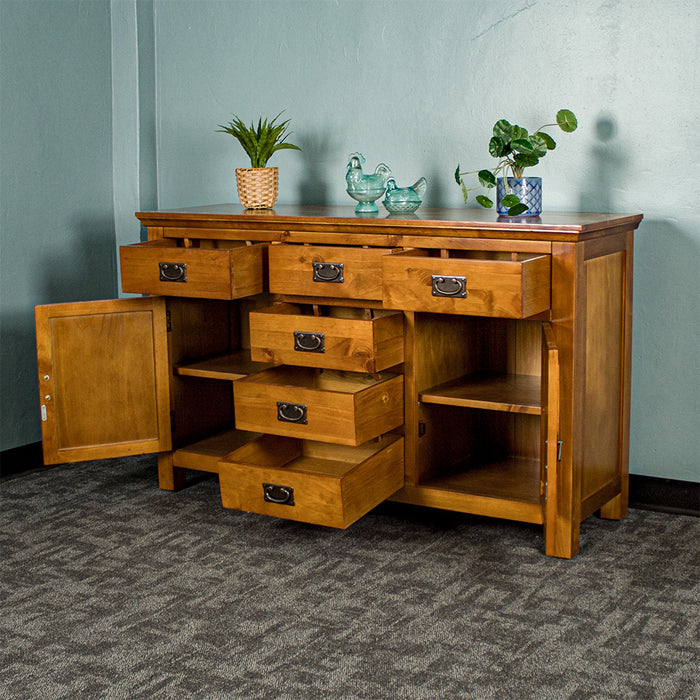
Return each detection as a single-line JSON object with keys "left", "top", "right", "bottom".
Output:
{"left": 35, "top": 205, "right": 642, "bottom": 558}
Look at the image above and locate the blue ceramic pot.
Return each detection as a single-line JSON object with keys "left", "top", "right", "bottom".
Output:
{"left": 496, "top": 177, "right": 542, "bottom": 217}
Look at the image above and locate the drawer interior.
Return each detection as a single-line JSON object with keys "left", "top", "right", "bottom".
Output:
{"left": 239, "top": 366, "right": 399, "bottom": 393}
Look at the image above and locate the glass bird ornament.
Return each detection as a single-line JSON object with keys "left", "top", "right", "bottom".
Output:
{"left": 345, "top": 153, "right": 392, "bottom": 214}
{"left": 382, "top": 177, "right": 427, "bottom": 214}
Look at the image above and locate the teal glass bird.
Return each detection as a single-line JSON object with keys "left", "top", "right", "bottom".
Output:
{"left": 345, "top": 153, "right": 392, "bottom": 214}
{"left": 382, "top": 177, "right": 427, "bottom": 214}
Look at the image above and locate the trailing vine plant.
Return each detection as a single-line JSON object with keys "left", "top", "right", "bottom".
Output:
{"left": 455, "top": 109, "right": 578, "bottom": 216}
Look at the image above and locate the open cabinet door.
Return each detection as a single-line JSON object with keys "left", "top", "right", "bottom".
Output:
{"left": 35, "top": 297, "right": 172, "bottom": 464}
{"left": 541, "top": 322, "right": 562, "bottom": 557}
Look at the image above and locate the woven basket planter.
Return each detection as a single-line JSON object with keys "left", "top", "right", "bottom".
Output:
{"left": 236, "top": 167, "right": 279, "bottom": 209}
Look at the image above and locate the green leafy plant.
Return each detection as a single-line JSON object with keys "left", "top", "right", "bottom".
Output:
{"left": 217, "top": 111, "right": 301, "bottom": 168}
{"left": 455, "top": 109, "right": 578, "bottom": 216}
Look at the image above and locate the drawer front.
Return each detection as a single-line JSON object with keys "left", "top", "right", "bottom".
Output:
{"left": 268, "top": 244, "right": 397, "bottom": 300}
{"left": 219, "top": 434, "right": 404, "bottom": 528}
{"left": 120, "top": 240, "right": 266, "bottom": 299}
{"left": 233, "top": 367, "right": 404, "bottom": 445}
{"left": 249, "top": 304, "right": 404, "bottom": 372}
{"left": 382, "top": 252, "right": 551, "bottom": 318}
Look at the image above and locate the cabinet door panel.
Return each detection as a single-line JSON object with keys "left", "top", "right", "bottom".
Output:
{"left": 541, "top": 322, "right": 563, "bottom": 556}
{"left": 35, "top": 298, "right": 171, "bottom": 464}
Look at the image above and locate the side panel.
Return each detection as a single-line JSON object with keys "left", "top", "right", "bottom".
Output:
{"left": 581, "top": 252, "right": 623, "bottom": 501}
{"left": 35, "top": 297, "right": 171, "bottom": 464}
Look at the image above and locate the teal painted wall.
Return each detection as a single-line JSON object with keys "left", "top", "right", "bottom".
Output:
{"left": 0, "top": 0, "right": 115, "bottom": 452}
{"left": 152, "top": 0, "right": 699, "bottom": 483}
{"left": 2, "top": 0, "right": 697, "bottom": 484}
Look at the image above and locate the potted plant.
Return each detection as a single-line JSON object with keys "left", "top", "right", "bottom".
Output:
{"left": 454, "top": 109, "right": 577, "bottom": 216}
{"left": 217, "top": 111, "right": 301, "bottom": 209}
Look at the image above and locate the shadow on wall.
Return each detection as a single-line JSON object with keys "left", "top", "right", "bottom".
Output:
{"left": 578, "top": 115, "right": 700, "bottom": 480}
{"left": 579, "top": 115, "right": 628, "bottom": 213}
{"left": 0, "top": 215, "right": 116, "bottom": 448}
{"left": 296, "top": 132, "right": 336, "bottom": 205}
{"left": 41, "top": 215, "right": 117, "bottom": 303}
{"left": 0, "top": 312, "right": 45, "bottom": 446}
{"left": 630, "top": 219, "right": 700, "bottom": 480}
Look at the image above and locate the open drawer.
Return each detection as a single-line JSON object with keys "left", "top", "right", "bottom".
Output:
{"left": 268, "top": 244, "right": 410, "bottom": 301}
{"left": 120, "top": 239, "right": 267, "bottom": 299}
{"left": 233, "top": 366, "right": 404, "bottom": 445}
{"left": 219, "top": 434, "right": 404, "bottom": 528}
{"left": 248, "top": 303, "right": 404, "bottom": 373}
{"left": 382, "top": 250, "right": 551, "bottom": 318}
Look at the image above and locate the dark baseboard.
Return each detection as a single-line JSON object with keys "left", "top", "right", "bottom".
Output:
{"left": 0, "top": 441, "right": 46, "bottom": 480}
{"left": 1, "top": 442, "right": 698, "bottom": 516}
{"left": 629, "top": 474, "right": 699, "bottom": 517}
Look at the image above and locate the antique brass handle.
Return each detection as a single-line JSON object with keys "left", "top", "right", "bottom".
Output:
{"left": 312, "top": 262, "right": 344, "bottom": 283}
{"left": 159, "top": 262, "right": 187, "bottom": 282}
{"left": 294, "top": 331, "right": 325, "bottom": 353}
{"left": 277, "top": 401, "right": 308, "bottom": 424}
{"left": 431, "top": 275, "right": 467, "bottom": 297}
{"left": 263, "top": 483, "right": 295, "bottom": 505}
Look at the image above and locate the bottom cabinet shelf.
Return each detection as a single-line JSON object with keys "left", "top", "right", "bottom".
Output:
{"left": 393, "top": 457, "right": 544, "bottom": 525}
{"left": 173, "top": 429, "right": 261, "bottom": 473}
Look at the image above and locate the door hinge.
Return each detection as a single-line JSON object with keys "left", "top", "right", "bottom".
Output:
{"left": 418, "top": 420, "right": 426, "bottom": 437}
{"left": 166, "top": 309, "right": 172, "bottom": 332}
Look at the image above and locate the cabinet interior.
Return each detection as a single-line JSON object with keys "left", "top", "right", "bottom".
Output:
{"left": 411, "top": 313, "right": 543, "bottom": 505}
{"left": 168, "top": 297, "right": 271, "bottom": 458}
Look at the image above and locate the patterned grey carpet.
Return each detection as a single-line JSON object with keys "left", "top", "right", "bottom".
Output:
{"left": 1, "top": 455, "right": 698, "bottom": 700}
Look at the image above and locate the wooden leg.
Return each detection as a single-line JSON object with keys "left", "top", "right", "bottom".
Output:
{"left": 157, "top": 453, "right": 186, "bottom": 491}
{"left": 600, "top": 475, "right": 629, "bottom": 520}
{"left": 545, "top": 510, "right": 580, "bottom": 559}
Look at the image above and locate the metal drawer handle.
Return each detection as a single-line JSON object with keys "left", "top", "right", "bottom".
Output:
{"left": 294, "top": 331, "right": 325, "bottom": 353}
{"left": 432, "top": 275, "right": 467, "bottom": 298}
{"left": 277, "top": 401, "right": 308, "bottom": 424}
{"left": 312, "top": 262, "right": 344, "bottom": 283}
{"left": 159, "top": 262, "right": 187, "bottom": 282}
{"left": 263, "top": 483, "right": 295, "bottom": 506}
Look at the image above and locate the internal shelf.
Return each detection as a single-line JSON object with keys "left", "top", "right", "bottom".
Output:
{"left": 419, "top": 372, "right": 541, "bottom": 415}
{"left": 175, "top": 350, "right": 274, "bottom": 380}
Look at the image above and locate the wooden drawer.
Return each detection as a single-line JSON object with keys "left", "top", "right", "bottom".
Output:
{"left": 219, "top": 434, "right": 404, "bottom": 528}
{"left": 120, "top": 239, "right": 266, "bottom": 299}
{"left": 268, "top": 244, "right": 402, "bottom": 300}
{"left": 248, "top": 303, "right": 404, "bottom": 373}
{"left": 382, "top": 250, "right": 551, "bottom": 318}
{"left": 233, "top": 366, "right": 404, "bottom": 445}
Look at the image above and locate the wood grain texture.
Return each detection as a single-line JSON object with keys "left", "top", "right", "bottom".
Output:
{"left": 35, "top": 298, "right": 171, "bottom": 464}
{"left": 137, "top": 205, "right": 642, "bottom": 242}
{"left": 420, "top": 373, "right": 541, "bottom": 414}
{"left": 233, "top": 367, "right": 403, "bottom": 445}
{"left": 382, "top": 251, "right": 551, "bottom": 318}
{"left": 52, "top": 206, "right": 640, "bottom": 557}
{"left": 268, "top": 244, "right": 398, "bottom": 300}
{"left": 120, "top": 239, "right": 266, "bottom": 299}
{"left": 600, "top": 231, "right": 634, "bottom": 520}
{"left": 581, "top": 252, "right": 624, "bottom": 502}
{"left": 541, "top": 323, "right": 561, "bottom": 556}
{"left": 219, "top": 434, "right": 404, "bottom": 528}
{"left": 248, "top": 303, "right": 404, "bottom": 372}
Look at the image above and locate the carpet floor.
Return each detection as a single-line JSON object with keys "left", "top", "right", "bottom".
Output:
{"left": 1, "top": 455, "right": 698, "bottom": 700}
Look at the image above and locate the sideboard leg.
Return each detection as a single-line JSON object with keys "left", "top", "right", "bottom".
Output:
{"left": 599, "top": 483, "right": 629, "bottom": 520}
{"left": 157, "top": 453, "right": 186, "bottom": 491}
{"left": 545, "top": 513, "right": 580, "bottom": 559}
